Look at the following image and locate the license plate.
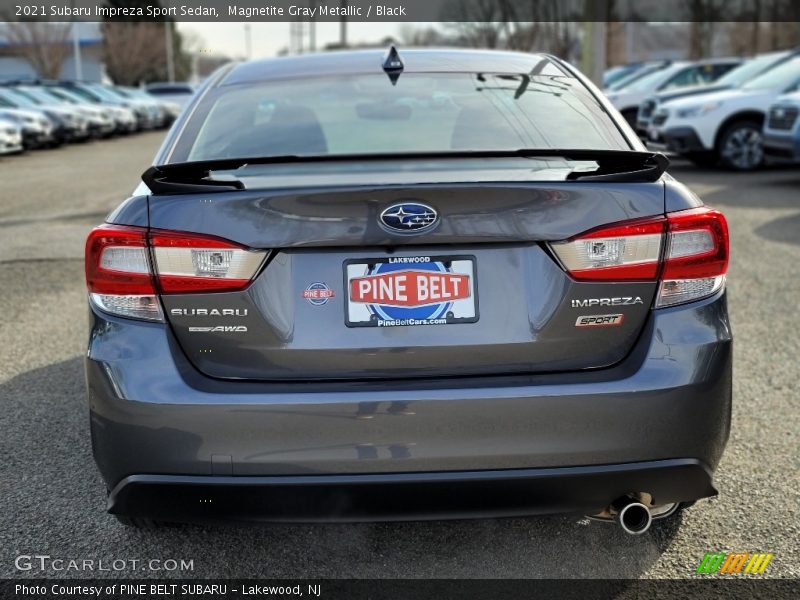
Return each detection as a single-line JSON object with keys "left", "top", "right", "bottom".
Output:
{"left": 344, "top": 255, "right": 478, "bottom": 327}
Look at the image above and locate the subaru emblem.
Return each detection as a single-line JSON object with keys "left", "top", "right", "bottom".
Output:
{"left": 379, "top": 202, "right": 439, "bottom": 234}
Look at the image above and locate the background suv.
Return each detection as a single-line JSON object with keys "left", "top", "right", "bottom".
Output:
{"left": 648, "top": 54, "right": 800, "bottom": 169}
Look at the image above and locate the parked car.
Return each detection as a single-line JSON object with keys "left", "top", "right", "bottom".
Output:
{"left": 0, "top": 116, "right": 23, "bottom": 155}
{"left": 0, "top": 104, "right": 54, "bottom": 150}
{"left": 87, "top": 83, "right": 160, "bottom": 130}
{"left": 606, "top": 58, "right": 742, "bottom": 126}
{"left": 145, "top": 82, "right": 195, "bottom": 108}
{"left": 2, "top": 85, "right": 91, "bottom": 144}
{"left": 47, "top": 81, "right": 145, "bottom": 132}
{"left": 108, "top": 85, "right": 179, "bottom": 128}
{"left": 84, "top": 49, "right": 732, "bottom": 531}
{"left": 637, "top": 49, "right": 800, "bottom": 137}
{"left": 763, "top": 91, "right": 800, "bottom": 161}
{"left": 38, "top": 86, "right": 122, "bottom": 137}
{"left": 0, "top": 87, "right": 57, "bottom": 150}
{"left": 648, "top": 55, "right": 800, "bottom": 169}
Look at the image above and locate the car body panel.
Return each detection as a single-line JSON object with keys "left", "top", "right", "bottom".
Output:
{"left": 763, "top": 92, "right": 800, "bottom": 160}
{"left": 87, "top": 290, "right": 731, "bottom": 488}
{"left": 149, "top": 180, "right": 665, "bottom": 380}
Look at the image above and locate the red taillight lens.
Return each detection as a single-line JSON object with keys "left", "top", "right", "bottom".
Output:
{"left": 662, "top": 208, "right": 729, "bottom": 279}
{"left": 85, "top": 225, "right": 268, "bottom": 320}
{"left": 658, "top": 207, "right": 728, "bottom": 307}
{"left": 550, "top": 207, "right": 729, "bottom": 307}
{"left": 85, "top": 224, "right": 162, "bottom": 321}
{"left": 85, "top": 224, "right": 154, "bottom": 295}
{"left": 150, "top": 230, "right": 266, "bottom": 294}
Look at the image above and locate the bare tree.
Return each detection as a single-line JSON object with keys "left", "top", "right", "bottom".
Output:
{"left": 4, "top": 21, "right": 72, "bottom": 79}
{"left": 398, "top": 24, "right": 451, "bottom": 47}
{"left": 688, "top": 0, "right": 725, "bottom": 58}
{"left": 440, "top": 0, "right": 581, "bottom": 57}
{"left": 102, "top": 22, "right": 167, "bottom": 85}
{"left": 442, "top": 0, "right": 508, "bottom": 48}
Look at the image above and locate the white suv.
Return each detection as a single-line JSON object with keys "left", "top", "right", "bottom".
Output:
{"left": 605, "top": 59, "right": 741, "bottom": 127}
{"left": 648, "top": 55, "right": 800, "bottom": 170}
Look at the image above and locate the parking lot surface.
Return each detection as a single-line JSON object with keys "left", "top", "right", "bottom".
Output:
{"left": 1, "top": 133, "right": 798, "bottom": 580}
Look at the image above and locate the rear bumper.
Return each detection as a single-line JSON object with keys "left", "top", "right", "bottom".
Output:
{"left": 108, "top": 459, "right": 715, "bottom": 523}
{"left": 87, "top": 292, "right": 732, "bottom": 519}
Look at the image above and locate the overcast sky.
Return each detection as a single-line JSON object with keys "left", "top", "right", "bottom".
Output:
{"left": 178, "top": 22, "right": 417, "bottom": 58}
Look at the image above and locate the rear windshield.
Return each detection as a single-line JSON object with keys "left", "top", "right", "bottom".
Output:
{"left": 173, "top": 71, "right": 628, "bottom": 163}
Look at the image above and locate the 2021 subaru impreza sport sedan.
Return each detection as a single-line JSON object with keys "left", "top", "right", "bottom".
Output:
{"left": 84, "top": 49, "right": 732, "bottom": 533}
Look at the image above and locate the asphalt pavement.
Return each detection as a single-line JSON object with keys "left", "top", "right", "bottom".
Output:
{"left": 0, "top": 133, "right": 798, "bottom": 580}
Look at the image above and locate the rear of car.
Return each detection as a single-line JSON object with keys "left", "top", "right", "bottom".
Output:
{"left": 763, "top": 92, "right": 800, "bottom": 161}
{"left": 84, "top": 50, "right": 732, "bottom": 530}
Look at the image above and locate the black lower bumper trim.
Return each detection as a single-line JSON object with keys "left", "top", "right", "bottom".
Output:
{"left": 108, "top": 459, "right": 716, "bottom": 523}
{"left": 662, "top": 127, "right": 707, "bottom": 153}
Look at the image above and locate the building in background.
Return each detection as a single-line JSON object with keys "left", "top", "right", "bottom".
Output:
{"left": 0, "top": 22, "right": 104, "bottom": 82}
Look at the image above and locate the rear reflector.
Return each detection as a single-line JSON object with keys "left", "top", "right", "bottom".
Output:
{"left": 550, "top": 207, "right": 729, "bottom": 307}
{"left": 85, "top": 225, "right": 267, "bottom": 321}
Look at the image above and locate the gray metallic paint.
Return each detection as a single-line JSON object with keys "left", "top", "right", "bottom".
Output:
{"left": 146, "top": 182, "right": 665, "bottom": 248}
{"left": 162, "top": 248, "right": 656, "bottom": 380}
{"left": 87, "top": 291, "right": 731, "bottom": 489}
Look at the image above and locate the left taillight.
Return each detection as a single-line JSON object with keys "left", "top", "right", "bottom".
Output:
{"left": 550, "top": 207, "right": 729, "bottom": 308}
{"left": 85, "top": 224, "right": 162, "bottom": 321}
{"left": 85, "top": 225, "right": 267, "bottom": 321}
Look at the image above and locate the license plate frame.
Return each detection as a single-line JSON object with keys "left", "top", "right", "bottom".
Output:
{"left": 343, "top": 255, "right": 479, "bottom": 328}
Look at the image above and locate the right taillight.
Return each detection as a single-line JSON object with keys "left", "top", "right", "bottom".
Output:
{"left": 550, "top": 206, "right": 729, "bottom": 308}
{"left": 657, "top": 207, "right": 729, "bottom": 307}
{"left": 85, "top": 225, "right": 267, "bottom": 321}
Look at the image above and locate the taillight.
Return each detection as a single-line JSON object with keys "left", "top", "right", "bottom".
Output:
{"left": 550, "top": 219, "right": 665, "bottom": 281}
{"left": 550, "top": 207, "right": 729, "bottom": 308}
{"left": 85, "top": 224, "right": 161, "bottom": 321}
{"left": 85, "top": 225, "right": 267, "bottom": 321}
{"left": 658, "top": 207, "right": 728, "bottom": 307}
{"left": 149, "top": 230, "right": 266, "bottom": 294}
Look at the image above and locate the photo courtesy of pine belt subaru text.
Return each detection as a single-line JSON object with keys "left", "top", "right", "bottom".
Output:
{"left": 84, "top": 47, "right": 732, "bottom": 533}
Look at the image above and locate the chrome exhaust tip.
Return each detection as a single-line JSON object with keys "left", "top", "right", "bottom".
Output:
{"left": 616, "top": 501, "right": 653, "bottom": 535}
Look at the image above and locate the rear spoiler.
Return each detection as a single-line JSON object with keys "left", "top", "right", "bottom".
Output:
{"left": 142, "top": 150, "right": 669, "bottom": 194}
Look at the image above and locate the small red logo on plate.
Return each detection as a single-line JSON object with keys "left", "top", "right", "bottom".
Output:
{"left": 350, "top": 270, "right": 470, "bottom": 308}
